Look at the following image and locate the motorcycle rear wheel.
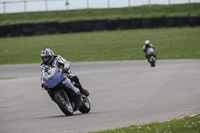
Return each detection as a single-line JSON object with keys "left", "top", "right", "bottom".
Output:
{"left": 54, "top": 92, "right": 73, "bottom": 116}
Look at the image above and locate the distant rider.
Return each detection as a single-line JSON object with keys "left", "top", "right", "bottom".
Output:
{"left": 40, "top": 48, "right": 89, "bottom": 97}
{"left": 143, "top": 40, "right": 156, "bottom": 60}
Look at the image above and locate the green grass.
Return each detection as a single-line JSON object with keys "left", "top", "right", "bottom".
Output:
{"left": 0, "top": 3, "right": 200, "bottom": 25}
{"left": 89, "top": 114, "right": 200, "bottom": 133}
{"left": 0, "top": 26, "right": 200, "bottom": 65}
{"left": 0, "top": 3, "right": 199, "bottom": 132}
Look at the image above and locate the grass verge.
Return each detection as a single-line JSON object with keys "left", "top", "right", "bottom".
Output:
{"left": 0, "top": 27, "right": 200, "bottom": 64}
{"left": 89, "top": 114, "right": 200, "bottom": 133}
{"left": 0, "top": 3, "right": 200, "bottom": 25}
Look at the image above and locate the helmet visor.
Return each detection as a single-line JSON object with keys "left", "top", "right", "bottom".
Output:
{"left": 41, "top": 56, "right": 50, "bottom": 64}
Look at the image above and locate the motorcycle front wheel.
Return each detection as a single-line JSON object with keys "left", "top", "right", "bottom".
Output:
{"left": 150, "top": 56, "right": 156, "bottom": 67}
{"left": 79, "top": 96, "right": 91, "bottom": 113}
{"left": 54, "top": 92, "right": 73, "bottom": 116}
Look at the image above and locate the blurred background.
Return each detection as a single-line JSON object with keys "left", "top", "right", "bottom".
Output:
{"left": 1, "top": 0, "right": 200, "bottom": 14}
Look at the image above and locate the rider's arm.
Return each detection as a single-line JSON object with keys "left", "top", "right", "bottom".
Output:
{"left": 40, "top": 64, "right": 51, "bottom": 87}
{"left": 40, "top": 65, "right": 45, "bottom": 88}
{"left": 150, "top": 44, "right": 156, "bottom": 51}
{"left": 143, "top": 45, "right": 146, "bottom": 53}
{"left": 149, "top": 44, "right": 154, "bottom": 47}
{"left": 54, "top": 55, "right": 71, "bottom": 73}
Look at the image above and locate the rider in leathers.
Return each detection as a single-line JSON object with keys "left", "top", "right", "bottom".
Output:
{"left": 40, "top": 48, "right": 89, "bottom": 99}
{"left": 143, "top": 40, "right": 156, "bottom": 60}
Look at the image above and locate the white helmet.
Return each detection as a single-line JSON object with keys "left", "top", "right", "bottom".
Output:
{"left": 145, "top": 40, "right": 150, "bottom": 45}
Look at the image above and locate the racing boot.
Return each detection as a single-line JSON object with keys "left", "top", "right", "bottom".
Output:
{"left": 77, "top": 81, "right": 89, "bottom": 96}
{"left": 79, "top": 87, "right": 89, "bottom": 97}
{"left": 70, "top": 75, "right": 90, "bottom": 96}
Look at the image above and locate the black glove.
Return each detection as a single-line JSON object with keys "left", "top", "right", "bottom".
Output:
{"left": 62, "top": 68, "right": 69, "bottom": 73}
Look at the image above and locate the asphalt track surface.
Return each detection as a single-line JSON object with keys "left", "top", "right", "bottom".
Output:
{"left": 0, "top": 60, "right": 200, "bottom": 133}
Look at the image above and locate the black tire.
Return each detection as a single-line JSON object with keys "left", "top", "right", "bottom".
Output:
{"left": 70, "top": 21, "right": 82, "bottom": 33}
{"left": 10, "top": 24, "right": 22, "bottom": 37}
{"left": 106, "top": 19, "right": 119, "bottom": 31}
{"left": 95, "top": 19, "right": 107, "bottom": 31}
{"left": 22, "top": 23, "right": 34, "bottom": 36}
{"left": 79, "top": 97, "right": 91, "bottom": 113}
{"left": 54, "top": 92, "right": 73, "bottom": 116}
{"left": 151, "top": 62, "right": 155, "bottom": 67}
{"left": 150, "top": 56, "right": 156, "bottom": 67}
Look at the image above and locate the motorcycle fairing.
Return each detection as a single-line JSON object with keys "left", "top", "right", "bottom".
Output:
{"left": 43, "top": 67, "right": 66, "bottom": 88}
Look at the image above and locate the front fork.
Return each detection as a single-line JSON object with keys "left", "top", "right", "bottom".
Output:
{"left": 61, "top": 79, "right": 82, "bottom": 111}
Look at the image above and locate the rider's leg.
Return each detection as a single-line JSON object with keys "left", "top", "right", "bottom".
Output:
{"left": 64, "top": 78, "right": 82, "bottom": 111}
{"left": 68, "top": 75, "right": 89, "bottom": 96}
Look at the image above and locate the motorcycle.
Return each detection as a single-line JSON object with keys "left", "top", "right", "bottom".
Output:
{"left": 42, "top": 67, "right": 91, "bottom": 116}
{"left": 146, "top": 47, "right": 156, "bottom": 67}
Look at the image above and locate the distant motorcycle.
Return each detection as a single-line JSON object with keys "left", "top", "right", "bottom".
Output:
{"left": 146, "top": 47, "right": 156, "bottom": 67}
{"left": 42, "top": 67, "right": 91, "bottom": 116}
